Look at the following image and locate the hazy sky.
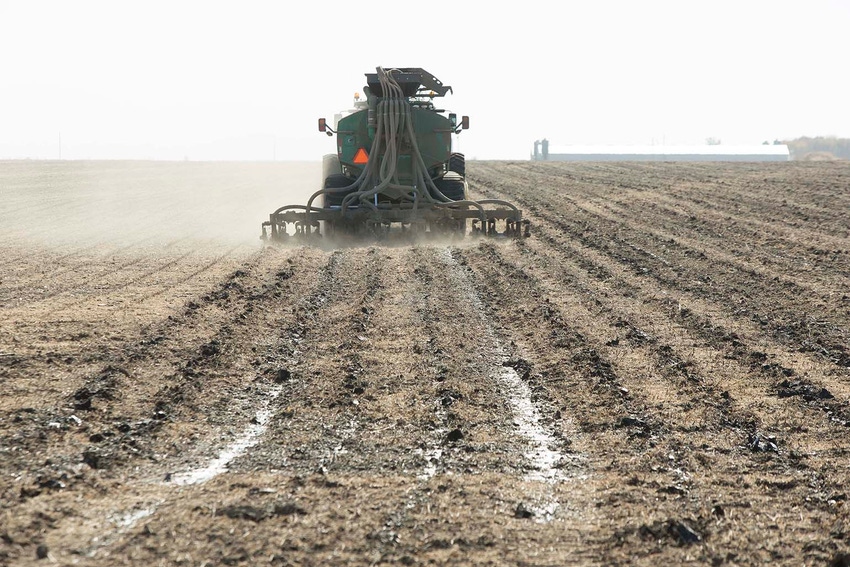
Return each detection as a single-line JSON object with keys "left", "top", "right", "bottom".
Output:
{"left": 1, "top": 0, "right": 848, "bottom": 161}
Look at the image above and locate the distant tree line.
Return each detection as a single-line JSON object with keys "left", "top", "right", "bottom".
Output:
{"left": 778, "top": 136, "right": 850, "bottom": 160}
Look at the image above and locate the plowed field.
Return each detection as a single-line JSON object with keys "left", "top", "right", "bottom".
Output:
{"left": 1, "top": 160, "right": 849, "bottom": 566}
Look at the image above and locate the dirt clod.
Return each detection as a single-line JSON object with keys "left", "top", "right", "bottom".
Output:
{"left": 514, "top": 503, "right": 534, "bottom": 519}
{"left": 445, "top": 428, "right": 464, "bottom": 443}
{"left": 748, "top": 433, "right": 779, "bottom": 453}
{"left": 200, "top": 340, "right": 220, "bottom": 357}
{"left": 777, "top": 379, "right": 834, "bottom": 401}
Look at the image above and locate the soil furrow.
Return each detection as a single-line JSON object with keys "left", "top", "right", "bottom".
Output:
{"left": 506, "top": 199, "right": 850, "bottom": 419}
{"left": 0, "top": 247, "right": 331, "bottom": 564}
{"left": 620, "top": 190, "right": 850, "bottom": 274}
{"left": 577, "top": 192, "right": 849, "bottom": 301}
{"left": 516, "top": 230, "right": 850, "bottom": 557}
{"left": 471, "top": 167, "right": 850, "bottom": 370}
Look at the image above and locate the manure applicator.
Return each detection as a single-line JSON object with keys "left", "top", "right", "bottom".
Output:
{"left": 261, "top": 67, "right": 528, "bottom": 242}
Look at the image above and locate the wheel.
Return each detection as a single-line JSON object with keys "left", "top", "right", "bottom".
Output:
{"left": 448, "top": 152, "right": 465, "bottom": 176}
{"left": 430, "top": 175, "right": 468, "bottom": 235}
{"left": 320, "top": 174, "right": 356, "bottom": 237}
{"left": 321, "top": 174, "right": 355, "bottom": 207}
{"left": 322, "top": 154, "right": 342, "bottom": 183}
{"left": 431, "top": 175, "right": 466, "bottom": 201}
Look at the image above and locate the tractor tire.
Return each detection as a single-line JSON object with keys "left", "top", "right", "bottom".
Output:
{"left": 321, "top": 173, "right": 356, "bottom": 238}
{"left": 321, "top": 174, "right": 355, "bottom": 208}
{"left": 432, "top": 174, "right": 466, "bottom": 202}
{"left": 322, "top": 154, "right": 342, "bottom": 184}
{"left": 448, "top": 152, "right": 465, "bottom": 177}
{"left": 430, "top": 175, "right": 468, "bottom": 235}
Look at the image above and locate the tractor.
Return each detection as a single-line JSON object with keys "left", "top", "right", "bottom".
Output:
{"left": 262, "top": 67, "right": 527, "bottom": 242}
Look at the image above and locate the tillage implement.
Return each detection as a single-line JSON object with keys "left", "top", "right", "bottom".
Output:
{"left": 261, "top": 67, "right": 528, "bottom": 242}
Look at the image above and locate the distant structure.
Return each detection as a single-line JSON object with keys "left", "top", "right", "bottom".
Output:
{"left": 533, "top": 139, "right": 549, "bottom": 160}
{"left": 531, "top": 143, "right": 790, "bottom": 162}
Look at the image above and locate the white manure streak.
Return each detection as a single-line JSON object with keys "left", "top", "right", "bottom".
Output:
{"left": 496, "top": 364, "right": 563, "bottom": 482}
{"left": 85, "top": 384, "right": 284, "bottom": 556}
{"left": 171, "top": 384, "right": 283, "bottom": 485}
{"left": 439, "top": 247, "right": 567, "bottom": 481}
{"left": 82, "top": 502, "right": 163, "bottom": 557}
{"left": 439, "top": 246, "right": 578, "bottom": 523}
{"left": 416, "top": 447, "right": 444, "bottom": 481}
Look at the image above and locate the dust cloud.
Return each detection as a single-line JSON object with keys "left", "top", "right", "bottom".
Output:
{"left": 0, "top": 160, "right": 320, "bottom": 251}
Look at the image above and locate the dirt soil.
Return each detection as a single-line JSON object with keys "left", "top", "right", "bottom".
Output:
{"left": 1, "top": 160, "right": 849, "bottom": 566}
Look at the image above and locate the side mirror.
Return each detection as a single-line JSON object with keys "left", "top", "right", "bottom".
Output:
{"left": 454, "top": 115, "right": 470, "bottom": 134}
{"left": 318, "top": 118, "right": 334, "bottom": 136}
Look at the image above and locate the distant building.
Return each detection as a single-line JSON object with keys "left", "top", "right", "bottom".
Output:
{"left": 531, "top": 144, "right": 790, "bottom": 162}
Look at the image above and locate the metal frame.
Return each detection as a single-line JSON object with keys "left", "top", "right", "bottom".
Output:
{"left": 261, "top": 203, "right": 529, "bottom": 242}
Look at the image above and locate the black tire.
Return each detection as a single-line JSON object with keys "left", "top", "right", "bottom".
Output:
{"left": 322, "top": 154, "right": 342, "bottom": 183}
{"left": 321, "top": 174, "right": 355, "bottom": 208}
{"left": 320, "top": 174, "right": 357, "bottom": 238}
{"left": 430, "top": 176, "right": 468, "bottom": 235}
{"left": 448, "top": 152, "right": 465, "bottom": 177}
{"left": 431, "top": 175, "right": 466, "bottom": 201}
{"left": 442, "top": 160, "right": 468, "bottom": 231}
